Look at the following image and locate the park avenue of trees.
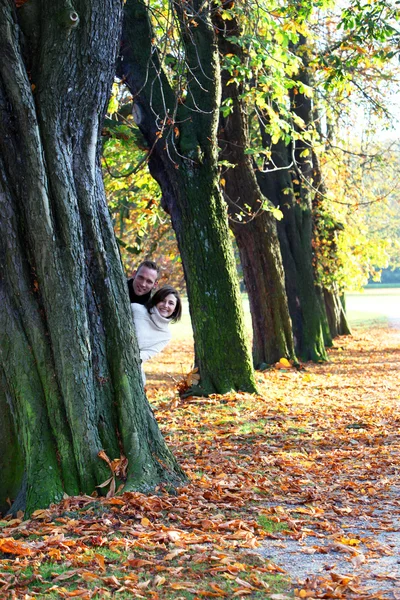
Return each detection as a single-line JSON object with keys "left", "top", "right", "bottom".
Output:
{"left": 1, "top": 0, "right": 399, "bottom": 514}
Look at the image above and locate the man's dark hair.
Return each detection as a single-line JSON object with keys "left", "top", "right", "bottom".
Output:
{"left": 137, "top": 260, "right": 159, "bottom": 274}
{"left": 147, "top": 285, "right": 182, "bottom": 323}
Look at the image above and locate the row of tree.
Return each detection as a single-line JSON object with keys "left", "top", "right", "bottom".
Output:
{"left": 111, "top": 0, "right": 399, "bottom": 374}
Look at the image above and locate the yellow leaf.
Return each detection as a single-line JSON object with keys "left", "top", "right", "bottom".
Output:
{"left": 153, "top": 575, "right": 166, "bottom": 587}
{"left": 338, "top": 536, "right": 361, "bottom": 546}
{"left": 141, "top": 517, "right": 151, "bottom": 527}
{"left": 279, "top": 358, "right": 291, "bottom": 367}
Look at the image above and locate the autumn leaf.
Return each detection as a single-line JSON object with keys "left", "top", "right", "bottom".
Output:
{"left": 97, "top": 449, "right": 113, "bottom": 469}
{"left": 153, "top": 575, "right": 166, "bottom": 586}
{"left": 0, "top": 537, "right": 32, "bottom": 556}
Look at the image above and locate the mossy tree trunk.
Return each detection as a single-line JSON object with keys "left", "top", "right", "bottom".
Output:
{"left": 0, "top": 0, "right": 185, "bottom": 517}
{"left": 215, "top": 12, "right": 295, "bottom": 367}
{"left": 256, "top": 135, "right": 329, "bottom": 362}
{"left": 118, "top": 0, "right": 256, "bottom": 394}
{"left": 288, "top": 36, "right": 333, "bottom": 354}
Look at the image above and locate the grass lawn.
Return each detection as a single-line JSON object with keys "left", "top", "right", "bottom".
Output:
{"left": 173, "top": 287, "right": 400, "bottom": 340}
{"left": 345, "top": 286, "right": 400, "bottom": 327}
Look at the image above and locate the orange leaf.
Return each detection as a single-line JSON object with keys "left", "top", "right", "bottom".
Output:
{"left": 126, "top": 558, "right": 155, "bottom": 568}
{"left": 96, "top": 476, "right": 113, "bottom": 489}
{"left": 31, "top": 509, "right": 50, "bottom": 519}
{"left": 235, "top": 577, "right": 254, "bottom": 589}
{"left": 97, "top": 449, "right": 113, "bottom": 469}
{"left": 165, "top": 548, "right": 186, "bottom": 560}
{"left": 170, "top": 582, "right": 196, "bottom": 591}
{"left": 64, "top": 590, "right": 91, "bottom": 598}
{"left": 210, "top": 583, "right": 229, "bottom": 594}
{"left": 104, "top": 497, "right": 125, "bottom": 506}
{"left": 0, "top": 538, "right": 32, "bottom": 556}
{"left": 80, "top": 571, "right": 100, "bottom": 582}
{"left": 106, "top": 476, "right": 116, "bottom": 498}
{"left": 95, "top": 553, "right": 106, "bottom": 571}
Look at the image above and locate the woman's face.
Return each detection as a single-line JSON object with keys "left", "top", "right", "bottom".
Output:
{"left": 156, "top": 293, "right": 177, "bottom": 318}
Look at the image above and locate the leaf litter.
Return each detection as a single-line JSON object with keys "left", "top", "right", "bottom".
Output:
{"left": 1, "top": 324, "right": 399, "bottom": 599}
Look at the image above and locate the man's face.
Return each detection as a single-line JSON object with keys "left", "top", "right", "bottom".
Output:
{"left": 132, "top": 266, "right": 158, "bottom": 296}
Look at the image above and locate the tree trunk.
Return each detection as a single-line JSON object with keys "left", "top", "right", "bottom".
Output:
{"left": 0, "top": 0, "right": 184, "bottom": 517}
{"left": 288, "top": 37, "right": 333, "bottom": 352}
{"left": 0, "top": 378, "right": 24, "bottom": 515}
{"left": 311, "top": 150, "right": 352, "bottom": 337}
{"left": 118, "top": 0, "right": 256, "bottom": 394}
{"left": 256, "top": 135, "right": 329, "bottom": 361}
{"left": 323, "top": 287, "right": 351, "bottom": 337}
{"left": 216, "top": 11, "right": 296, "bottom": 368}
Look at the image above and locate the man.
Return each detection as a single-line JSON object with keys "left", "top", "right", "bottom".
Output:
{"left": 127, "top": 260, "right": 158, "bottom": 304}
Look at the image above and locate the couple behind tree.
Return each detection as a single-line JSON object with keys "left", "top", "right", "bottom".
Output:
{"left": 128, "top": 261, "right": 181, "bottom": 384}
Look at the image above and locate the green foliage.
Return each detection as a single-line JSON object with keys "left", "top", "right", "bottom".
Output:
{"left": 104, "top": 0, "right": 400, "bottom": 296}
{"left": 102, "top": 108, "right": 184, "bottom": 288}
{"left": 316, "top": 140, "right": 400, "bottom": 291}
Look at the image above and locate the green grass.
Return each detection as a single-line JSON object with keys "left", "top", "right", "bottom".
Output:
{"left": 15, "top": 549, "right": 291, "bottom": 600}
{"left": 258, "top": 514, "right": 289, "bottom": 533}
{"left": 237, "top": 418, "right": 269, "bottom": 436}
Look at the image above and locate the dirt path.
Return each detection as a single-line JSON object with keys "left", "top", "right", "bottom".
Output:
{"left": 259, "top": 483, "right": 400, "bottom": 598}
{"left": 255, "top": 324, "right": 400, "bottom": 599}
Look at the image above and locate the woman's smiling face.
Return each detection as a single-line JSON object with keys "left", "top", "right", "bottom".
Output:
{"left": 156, "top": 293, "right": 177, "bottom": 318}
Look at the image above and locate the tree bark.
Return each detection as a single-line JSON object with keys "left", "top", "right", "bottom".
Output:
{"left": 256, "top": 136, "right": 329, "bottom": 361}
{"left": 288, "top": 36, "right": 333, "bottom": 354}
{"left": 117, "top": 0, "right": 256, "bottom": 394}
{"left": 0, "top": 0, "right": 185, "bottom": 516}
{"left": 0, "top": 377, "right": 24, "bottom": 515}
{"left": 323, "top": 287, "right": 351, "bottom": 338}
{"left": 215, "top": 12, "right": 296, "bottom": 367}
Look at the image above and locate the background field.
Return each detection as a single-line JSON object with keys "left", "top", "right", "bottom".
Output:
{"left": 345, "top": 285, "right": 400, "bottom": 327}
{"left": 172, "top": 286, "right": 400, "bottom": 340}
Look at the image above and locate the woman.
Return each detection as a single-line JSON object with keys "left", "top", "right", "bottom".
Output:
{"left": 131, "top": 285, "right": 182, "bottom": 384}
